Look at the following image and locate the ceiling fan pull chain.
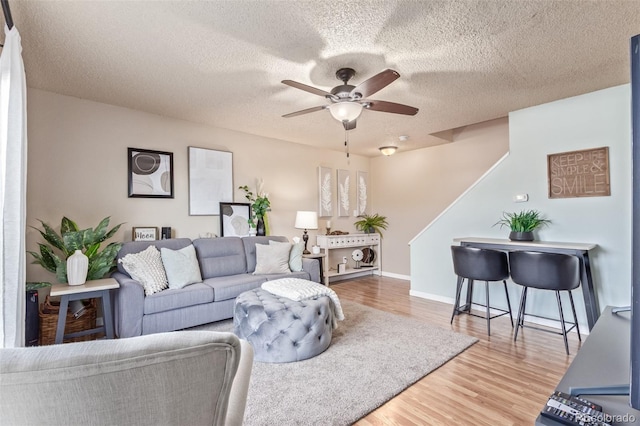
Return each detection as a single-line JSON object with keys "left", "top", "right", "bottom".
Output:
{"left": 345, "top": 128, "right": 350, "bottom": 161}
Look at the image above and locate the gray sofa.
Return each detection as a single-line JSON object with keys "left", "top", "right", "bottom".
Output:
{"left": 0, "top": 331, "right": 253, "bottom": 426}
{"left": 112, "top": 236, "right": 320, "bottom": 338}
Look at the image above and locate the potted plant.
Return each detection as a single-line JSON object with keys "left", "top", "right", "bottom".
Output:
{"left": 239, "top": 180, "right": 271, "bottom": 236}
{"left": 494, "top": 209, "right": 550, "bottom": 241}
{"left": 28, "top": 216, "right": 123, "bottom": 283}
{"left": 354, "top": 213, "right": 388, "bottom": 237}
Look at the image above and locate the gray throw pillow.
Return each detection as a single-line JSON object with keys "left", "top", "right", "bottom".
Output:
{"left": 160, "top": 244, "right": 203, "bottom": 289}
{"left": 269, "top": 240, "right": 304, "bottom": 272}
{"left": 254, "top": 242, "right": 292, "bottom": 274}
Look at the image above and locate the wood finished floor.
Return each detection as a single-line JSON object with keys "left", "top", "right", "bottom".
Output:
{"left": 331, "top": 275, "right": 580, "bottom": 426}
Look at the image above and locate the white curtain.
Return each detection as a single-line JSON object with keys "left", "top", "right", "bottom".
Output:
{"left": 0, "top": 24, "right": 27, "bottom": 348}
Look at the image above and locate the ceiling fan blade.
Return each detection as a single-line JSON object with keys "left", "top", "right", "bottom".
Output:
{"left": 282, "top": 80, "right": 334, "bottom": 98}
{"left": 366, "top": 100, "right": 419, "bottom": 116}
{"left": 350, "top": 69, "right": 400, "bottom": 99}
{"left": 282, "top": 105, "right": 327, "bottom": 118}
{"left": 343, "top": 119, "right": 357, "bottom": 131}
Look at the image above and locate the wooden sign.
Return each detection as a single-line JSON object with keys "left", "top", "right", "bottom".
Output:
{"left": 547, "top": 147, "right": 610, "bottom": 199}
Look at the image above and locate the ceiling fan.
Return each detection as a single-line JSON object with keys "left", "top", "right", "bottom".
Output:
{"left": 281, "top": 68, "right": 419, "bottom": 130}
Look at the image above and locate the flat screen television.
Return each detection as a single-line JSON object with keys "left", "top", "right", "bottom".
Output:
{"left": 568, "top": 34, "right": 640, "bottom": 412}
{"left": 630, "top": 32, "right": 640, "bottom": 411}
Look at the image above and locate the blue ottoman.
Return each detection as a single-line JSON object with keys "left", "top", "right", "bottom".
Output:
{"left": 233, "top": 288, "right": 333, "bottom": 363}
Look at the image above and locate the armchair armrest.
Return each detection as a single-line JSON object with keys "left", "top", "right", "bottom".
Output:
{"left": 0, "top": 331, "right": 250, "bottom": 426}
{"left": 226, "top": 339, "right": 254, "bottom": 425}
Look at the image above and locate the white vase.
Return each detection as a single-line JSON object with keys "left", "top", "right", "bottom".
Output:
{"left": 67, "top": 250, "right": 88, "bottom": 285}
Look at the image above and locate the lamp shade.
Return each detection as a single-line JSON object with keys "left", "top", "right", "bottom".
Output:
{"left": 379, "top": 146, "right": 398, "bottom": 156}
{"left": 294, "top": 211, "right": 318, "bottom": 230}
{"left": 328, "top": 102, "right": 363, "bottom": 122}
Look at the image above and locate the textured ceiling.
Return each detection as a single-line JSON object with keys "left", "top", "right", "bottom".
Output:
{"left": 3, "top": 0, "right": 640, "bottom": 156}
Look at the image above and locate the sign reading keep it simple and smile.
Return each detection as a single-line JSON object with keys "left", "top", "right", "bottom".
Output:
{"left": 547, "top": 147, "right": 610, "bottom": 199}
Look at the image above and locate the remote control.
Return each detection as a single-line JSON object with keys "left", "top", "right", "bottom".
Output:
{"left": 540, "top": 391, "right": 611, "bottom": 426}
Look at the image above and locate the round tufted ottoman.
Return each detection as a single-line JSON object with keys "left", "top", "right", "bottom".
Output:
{"left": 233, "top": 288, "right": 333, "bottom": 363}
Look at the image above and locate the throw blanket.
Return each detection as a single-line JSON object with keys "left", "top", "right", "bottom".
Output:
{"left": 261, "top": 278, "right": 345, "bottom": 328}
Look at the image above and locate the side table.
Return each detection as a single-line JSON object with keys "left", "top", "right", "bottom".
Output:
{"left": 302, "top": 253, "right": 327, "bottom": 285}
{"left": 49, "top": 278, "right": 120, "bottom": 344}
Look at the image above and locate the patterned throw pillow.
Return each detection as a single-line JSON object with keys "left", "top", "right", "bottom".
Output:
{"left": 118, "top": 245, "right": 168, "bottom": 296}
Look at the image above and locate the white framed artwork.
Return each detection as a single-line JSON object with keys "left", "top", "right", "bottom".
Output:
{"left": 337, "top": 169, "right": 350, "bottom": 217}
{"left": 356, "top": 170, "right": 368, "bottom": 215}
{"left": 318, "top": 166, "right": 333, "bottom": 218}
{"left": 188, "top": 147, "right": 233, "bottom": 215}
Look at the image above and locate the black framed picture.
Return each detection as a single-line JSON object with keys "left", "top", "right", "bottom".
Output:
{"left": 219, "top": 202, "right": 251, "bottom": 237}
{"left": 128, "top": 148, "right": 174, "bottom": 198}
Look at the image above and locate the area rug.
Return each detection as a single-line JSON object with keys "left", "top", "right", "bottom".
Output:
{"left": 191, "top": 300, "right": 477, "bottom": 425}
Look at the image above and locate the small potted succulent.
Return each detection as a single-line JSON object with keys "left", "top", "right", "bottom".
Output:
{"left": 494, "top": 209, "right": 550, "bottom": 241}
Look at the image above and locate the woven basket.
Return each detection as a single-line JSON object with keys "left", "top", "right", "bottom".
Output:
{"left": 39, "top": 296, "right": 98, "bottom": 345}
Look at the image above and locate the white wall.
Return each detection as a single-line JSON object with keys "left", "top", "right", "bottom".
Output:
{"left": 26, "top": 89, "right": 369, "bottom": 283}
{"left": 370, "top": 118, "right": 509, "bottom": 278}
{"left": 410, "top": 85, "right": 632, "bottom": 329}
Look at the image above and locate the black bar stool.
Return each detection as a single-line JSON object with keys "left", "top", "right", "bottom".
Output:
{"left": 509, "top": 250, "right": 582, "bottom": 355}
{"left": 450, "top": 245, "right": 513, "bottom": 336}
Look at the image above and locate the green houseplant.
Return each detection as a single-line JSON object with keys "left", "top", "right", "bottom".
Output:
{"left": 28, "top": 216, "right": 123, "bottom": 283}
{"left": 494, "top": 209, "right": 550, "bottom": 241}
{"left": 354, "top": 213, "right": 388, "bottom": 237}
{"left": 239, "top": 182, "right": 271, "bottom": 236}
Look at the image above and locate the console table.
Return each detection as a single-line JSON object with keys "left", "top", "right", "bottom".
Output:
{"left": 453, "top": 237, "right": 599, "bottom": 330}
{"left": 316, "top": 233, "right": 381, "bottom": 285}
{"left": 50, "top": 278, "right": 119, "bottom": 344}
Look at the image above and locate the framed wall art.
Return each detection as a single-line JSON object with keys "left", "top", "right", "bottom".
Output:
{"left": 189, "top": 147, "right": 233, "bottom": 215}
{"left": 356, "top": 170, "right": 368, "bottom": 215}
{"left": 132, "top": 227, "right": 158, "bottom": 241}
{"left": 318, "top": 166, "right": 333, "bottom": 218}
{"left": 219, "top": 202, "right": 251, "bottom": 237}
{"left": 547, "top": 146, "right": 610, "bottom": 199}
{"left": 337, "top": 169, "right": 350, "bottom": 217}
{"left": 128, "top": 148, "right": 174, "bottom": 198}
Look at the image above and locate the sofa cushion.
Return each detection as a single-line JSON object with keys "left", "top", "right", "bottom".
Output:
{"left": 161, "top": 245, "right": 203, "bottom": 289}
{"left": 193, "top": 237, "right": 247, "bottom": 279}
{"left": 203, "top": 275, "right": 267, "bottom": 302}
{"left": 118, "top": 246, "right": 168, "bottom": 296}
{"left": 116, "top": 238, "right": 192, "bottom": 276}
{"left": 242, "top": 236, "right": 288, "bottom": 272}
{"left": 144, "top": 283, "right": 214, "bottom": 315}
{"left": 254, "top": 242, "right": 291, "bottom": 274}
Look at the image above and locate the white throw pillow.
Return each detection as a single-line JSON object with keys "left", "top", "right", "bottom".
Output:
{"left": 118, "top": 245, "right": 168, "bottom": 296}
{"left": 269, "top": 240, "right": 304, "bottom": 272}
{"left": 254, "top": 242, "right": 292, "bottom": 274}
{"left": 160, "top": 244, "right": 203, "bottom": 289}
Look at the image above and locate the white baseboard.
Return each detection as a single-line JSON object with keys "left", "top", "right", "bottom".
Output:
{"left": 380, "top": 271, "right": 410, "bottom": 281}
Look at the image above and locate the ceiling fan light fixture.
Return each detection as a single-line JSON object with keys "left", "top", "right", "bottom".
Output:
{"left": 328, "top": 102, "right": 363, "bottom": 122}
{"left": 379, "top": 146, "right": 398, "bottom": 156}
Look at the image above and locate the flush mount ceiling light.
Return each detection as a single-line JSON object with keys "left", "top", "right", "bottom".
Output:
{"left": 379, "top": 146, "right": 398, "bottom": 156}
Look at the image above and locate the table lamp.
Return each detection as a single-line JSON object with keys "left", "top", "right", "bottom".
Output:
{"left": 295, "top": 211, "right": 318, "bottom": 254}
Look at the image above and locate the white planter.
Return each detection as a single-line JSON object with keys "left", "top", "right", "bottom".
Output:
{"left": 67, "top": 250, "right": 88, "bottom": 285}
